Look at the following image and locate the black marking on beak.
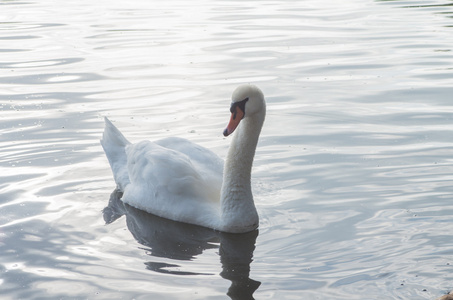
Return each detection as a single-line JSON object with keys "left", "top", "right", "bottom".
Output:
{"left": 230, "top": 97, "right": 248, "bottom": 120}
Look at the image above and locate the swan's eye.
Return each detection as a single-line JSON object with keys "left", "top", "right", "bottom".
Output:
{"left": 230, "top": 97, "right": 249, "bottom": 119}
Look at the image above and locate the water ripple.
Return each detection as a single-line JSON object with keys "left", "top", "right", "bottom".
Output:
{"left": 1, "top": 0, "right": 453, "bottom": 299}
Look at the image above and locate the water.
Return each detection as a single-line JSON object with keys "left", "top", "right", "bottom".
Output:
{"left": 1, "top": 0, "right": 453, "bottom": 299}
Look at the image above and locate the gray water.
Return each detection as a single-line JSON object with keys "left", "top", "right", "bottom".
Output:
{"left": 1, "top": 0, "right": 453, "bottom": 299}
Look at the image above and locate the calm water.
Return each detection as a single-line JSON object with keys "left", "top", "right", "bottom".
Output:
{"left": 1, "top": 0, "right": 453, "bottom": 299}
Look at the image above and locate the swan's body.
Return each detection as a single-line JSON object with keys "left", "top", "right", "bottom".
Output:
{"left": 101, "top": 84, "right": 265, "bottom": 233}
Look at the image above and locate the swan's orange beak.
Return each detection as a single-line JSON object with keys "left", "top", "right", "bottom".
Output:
{"left": 223, "top": 106, "right": 244, "bottom": 137}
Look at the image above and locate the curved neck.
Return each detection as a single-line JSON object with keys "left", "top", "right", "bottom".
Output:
{"left": 220, "top": 108, "right": 265, "bottom": 232}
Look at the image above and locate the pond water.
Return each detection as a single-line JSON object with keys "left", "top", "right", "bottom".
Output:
{"left": 1, "top": 0, "right": 453, "bottom": 299}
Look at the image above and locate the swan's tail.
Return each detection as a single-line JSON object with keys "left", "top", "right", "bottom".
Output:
{"left": 101, "top": 117, "right": 131, "bottom": 191}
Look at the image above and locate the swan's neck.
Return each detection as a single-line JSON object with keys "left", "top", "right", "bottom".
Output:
{"left": 220, "top": 109, "right": 265, "bottom": 233}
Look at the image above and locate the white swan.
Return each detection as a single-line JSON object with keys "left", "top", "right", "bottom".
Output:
{"left": 101, "top": 84, "right": 266, "bottom": 233}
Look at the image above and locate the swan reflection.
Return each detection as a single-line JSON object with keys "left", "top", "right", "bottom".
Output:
{"left": 103, "top": 189, "right": 261, "bottom": 299}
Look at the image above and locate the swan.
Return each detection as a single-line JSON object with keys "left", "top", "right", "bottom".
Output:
{"left": 101, "top": 84, "right": 266, "bottom": 233}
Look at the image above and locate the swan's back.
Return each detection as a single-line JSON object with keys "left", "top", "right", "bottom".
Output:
{"left": 101, "top": 118, "right": 224, "bottom": 228}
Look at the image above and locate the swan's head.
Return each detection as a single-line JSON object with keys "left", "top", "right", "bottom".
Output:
{"left": 223, "top": 84, "right": 265, "bottom": 137}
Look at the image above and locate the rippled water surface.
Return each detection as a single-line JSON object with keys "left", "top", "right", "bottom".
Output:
{"left": 1, "top": 0, "right": 453, "bottom": 299}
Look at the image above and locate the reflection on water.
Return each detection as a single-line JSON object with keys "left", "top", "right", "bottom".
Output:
{"left": 104, "top": 189, "right": 261, "bottom": 299}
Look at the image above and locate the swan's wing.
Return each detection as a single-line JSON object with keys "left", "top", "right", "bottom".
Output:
{"left": 155, "top": 137, "right": 224, "bottom": 182}
{"left": 121, "top": 138, "right": 223, "bottom": 223}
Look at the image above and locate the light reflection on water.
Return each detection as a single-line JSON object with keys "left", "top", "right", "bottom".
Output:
{"left": 1, "top": 0, "right": 453, "bottom": 299}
